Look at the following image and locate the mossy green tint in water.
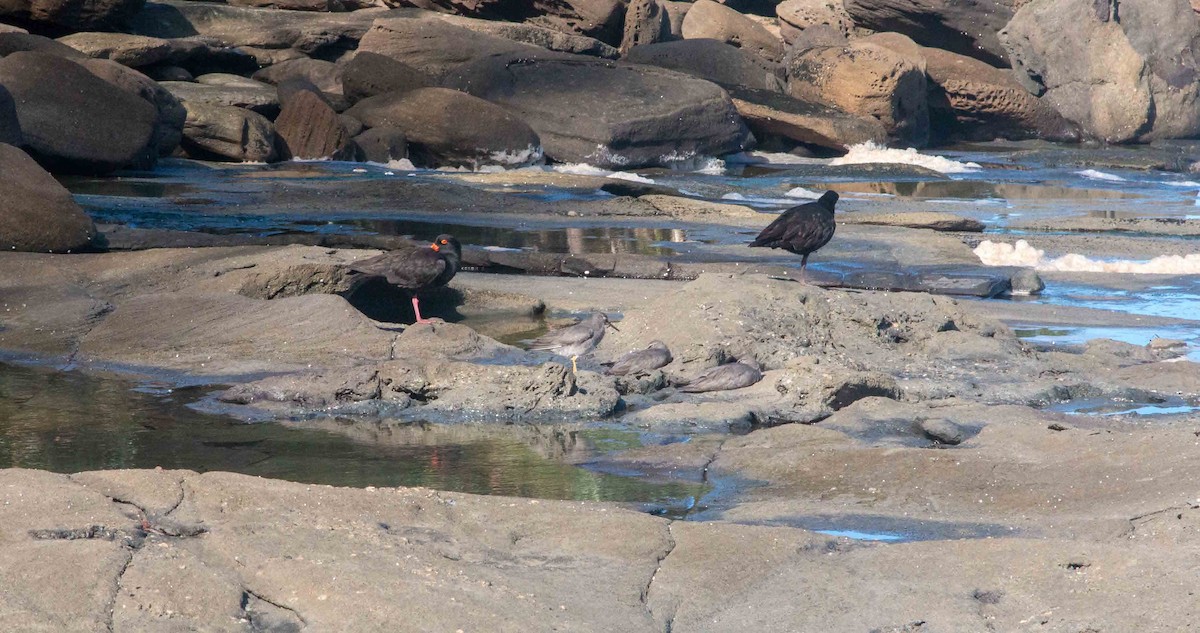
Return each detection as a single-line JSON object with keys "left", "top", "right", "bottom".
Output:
{"left": 0, "top": 363, "right": 706, "bottom": 510}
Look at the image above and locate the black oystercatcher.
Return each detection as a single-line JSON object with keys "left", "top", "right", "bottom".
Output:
{"left": 605, "top": 340, "right": 673, "bottom": 376}
{"left": 528, "top": 312, "right": 618, "bottom": 374}
{"left": 680, "top": 359, "right": 763, "bottom": 393}
{"left": 749, "top": 190, "right": 838, "bottom": 281}
{"left": 349, "top": 234, "right": 461, "bottom": 324}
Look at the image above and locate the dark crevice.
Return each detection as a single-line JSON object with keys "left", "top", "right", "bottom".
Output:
{"left": 245, "top": 588, "right": 309, "bottom": 629}
{"left": 641, "top": 521, "right": 678, "bottom": 633}
{"left": 106, "top": 549, "right": 135, "bottom": 633}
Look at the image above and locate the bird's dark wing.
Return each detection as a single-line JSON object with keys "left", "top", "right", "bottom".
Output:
{"left": 351, "top": 248, "right": 445, "bottom": 290}
{"left": 681, "top": 364, "right": 762, "bottom": 392}
{"left": 750, "top": 201, "right": 821, "bottom": 248}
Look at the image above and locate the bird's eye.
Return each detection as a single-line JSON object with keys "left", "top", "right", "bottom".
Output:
{"left": 440, "top": 239, "right": 448, "bottom": 244}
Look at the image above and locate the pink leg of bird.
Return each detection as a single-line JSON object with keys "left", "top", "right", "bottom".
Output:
{"left": 411, "top": 296, "right": 434, "bottom": 324}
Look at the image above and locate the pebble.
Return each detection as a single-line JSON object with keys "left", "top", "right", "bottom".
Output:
{"left": 919, "top": 417, "right": 966, "bottom": 445}
{"left": 1009, "top": 269, "right": 1045, "bottom": 295}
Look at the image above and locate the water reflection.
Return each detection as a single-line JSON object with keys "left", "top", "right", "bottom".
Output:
{"left": 342, "top": 218, "right": 688, "bottom": 256}
{"left": 0, "top": 363, "right": 706, "bottom": 512}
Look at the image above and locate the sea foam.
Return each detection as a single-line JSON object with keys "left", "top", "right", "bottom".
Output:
{"left": 1076, "top": 169, "right": 1127, "bottom": 182}
{"left": 829, "top": 141, "right": 981, "bottom": 174}
{"left": 975, "top": 239, "right": 1200, "bottom": 274}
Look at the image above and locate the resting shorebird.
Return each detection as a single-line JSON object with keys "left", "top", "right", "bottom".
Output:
{"left": 680, "top": 359, "right": 763, "bottom": 393}
{"left": 349, "top": 234, "right": 461, "bottom": 324}
{"left": 749, "top": 190, "right": 838, "bottom": 282}
{"left": 528, "top": 312, "right": 618, "bottom": 374}
{"left": 605, "top": 340, "right": 673, "bottom": 376}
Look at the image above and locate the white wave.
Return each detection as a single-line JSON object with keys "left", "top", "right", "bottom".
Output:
{"left": 550, "top": 163, "right": 656, "bottom": 183}
{"left": 975, "top": 239, "right": 1200, "bottom": 274}
{"left": 488, "top": 145, "right": 545, "bottom": 167}
{"left": 739, "top": 151, "right": 825, "bottom": 165}
{"left": 720, "top": 192, "right": 797, "bottom": 207}
{"left": 829, "top": 141, "right": 981, "bottom": 174}
{"left": 1159, "top": 180, "right": 1200, "bottom": 187}
{"left": 784, "top": 186, "right": 822, "bottom": 199}
{"left": 1076, "top": 169, "right": 1127, "bottom": 182}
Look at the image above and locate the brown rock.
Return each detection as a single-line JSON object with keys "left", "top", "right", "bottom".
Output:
{"left": 402, "top": 0, "right": 626, "bottom": 45}
{"left": 76, "top": 58, "right": 186, "bottom": 157}
{"left": 0, "top": 0, "right": 146, "bottom": 31}
{"left": 620, "top": 0, "right": 670, "bottom": 55}
{"left": 340, "top": 51, "right": 432, "bottom": 104}
{"left": 357, "top": 14, "right": 543, "bottom": 79}
{"left": 0, "top": 51, "right": 157, "bottom": 174}
{"left": 345, "top": 87, "right": 541, "bottom": 169}
{"left": 275, "top": 88, "right": 355, "bottom": 160}
{"left": 731, "top": 88, "right": 887, "bottom": 151}
{"left": 227, "top": 0, "right": 335, "bottom": 10}
{"left": 0, "top": 32, "right": 84, "bottom": 58}
{"left": 252, "top": 57, "right": 343, "bottom": 95}
{"left": 844, "top": 0, "right": 1019, "bottom": 67}
{"left": 352, "top": 126, "right": 407, "bottom": 163}
{"left": 429, "top": 11, "right": 620, "bottom": 58}
{"left": 55, "top": 32, "right": 172, "bottom": 67}
{"left": 179, "top": 102, "right": 278, "bottom": 162}
{"left": 786, "top": 39, "right": 929, "bottom": 146}
{"left": 775, "top": 0, "right": 853, "bottom": 43}
{"left": 625, "top": 38, "right": 783, "bottom": 92}
{"left": 0, "top": 143, "right": 97, "bottom": 253}
{"left": 0, "top": 83, "right": 19, "bottom": 146}
{"left": 681, "top": 0, "right": 782, "bottom": 62}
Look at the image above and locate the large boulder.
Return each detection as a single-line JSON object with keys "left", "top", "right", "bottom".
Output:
{"left": 345, "top": 87, "right": 542, "bottom": 169}
{"left": 340, "top": 51, "right": 432, "bottom": 104}
{"left": 227, "top": 0, "right": 336, "bottom": 11}
{"left": 0, "top": 0, "right": 145, "bottom": 31}
{"left": 162, "top": 77, "right": 278, "bottom": 116}
{"left": 76, "top": 58, "right": 186, "bottom": 156}
{"left": 275, "top": 86, "right": 355, "bottom": 160}
{"left": 625, "top": 38, "right": 783, "bottom": 92}
{"left": 179, "top": 102, "right": 278, "bottom": 162}
{"left": 128, "top": 0, "right": 385, "bottom": 57}
{"left": 0, "top": 84, "right": 19, "bottom": 146}
{"left": 0, "top": 31, "right": 85, "bottom": 58}
{"left": 399, "top": 0, "right": 626, "bottom": 45}
{"left": 252, "top": 57, "right": 342, "bottom": 95}
{"left": 357, "top": 14, "right": 543, "bottom": 79}
{"left": 843, "top": 0, "right": 1018, "bottom": 68}
{"left": 680, "top": 0, "right": 782, "bottom": 62}
{"left": 0, "top": 52, "right": 157, "bottom": 174}
{"left": 0, "top": 143, "right": 96, "bottom": 253}
{"left": 785, "top": 37, "right": 929, "bottom": 146}
{"left": 1001, "top": 0, "right": 1200, "bottom": 143}
{"left": 56, "top": 32, "right": 172, "bottom": 67}
{"left": 917, "top": 45, "right": 1080, "bottom": 143}
{"left": 428, "top": 11, "right": 620, "bottom": 58}
{"left": 620, "top": 0, "right": 670, "bottom": 55}
{"left": 352, "top": 126, "right": 406, "bottom": 163}
{"left": 447, "top": 53, "right": 753, "bottom": 168}
{"left": 730, "top": 88, "right": 888, "bottom": 151}
{"left": 775, "top": 0, "right": 853, "bottom": 44}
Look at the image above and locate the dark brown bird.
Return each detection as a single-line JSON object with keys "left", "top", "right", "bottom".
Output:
{"left": 349, "top": 234, "right": 461, "bottom": 323}
{"left": 680, "top": 359, "right": 763, "bottom": 393}
{"left": 749, "top": 190, "right": 838, "bottom": 281}
{"left": 605, "top": 340, "right": 672, "bottom": 376}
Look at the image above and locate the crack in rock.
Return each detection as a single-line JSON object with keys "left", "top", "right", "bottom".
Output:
{"left": 106, "top": 549, "right": 135, "bottom": 633}
{"left": 244, "top": 588, "right": 309, "bottom": 630}
{"left": 641, "top": 521, "right": 678, "bottom": 633}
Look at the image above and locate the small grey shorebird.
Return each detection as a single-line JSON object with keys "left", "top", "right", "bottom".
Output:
{"left": 528, "top": 312, "right": 619, "bottom": 374}
{"left": 749, "top": 190, "right": 838, "bottom": 282}
{"left": 349, "top": 234, "right": 461, "bottom": 324}
{"left": 605, "top": 340, "right": 673, "bottom": 376}
{"left": 681, "top": 359, "right": 763, "bottom": 393}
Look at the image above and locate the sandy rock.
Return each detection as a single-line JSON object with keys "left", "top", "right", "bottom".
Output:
{"left": 625, "top": 400, "right": 756, "bottom": 431}
{"left": 142, "top": 63, "right": 192, "bottom": 81}
{"left": 844, "top": 0, "right": 1018, "bottom": 67}
{"left": 358, "top": 13, "right": 546, "bottom": 79}
{"left": 786, "top": 38, "right": 929, "bottom": 147}
{"left": 620, "top": 0, "right": 670, "bottom": 55}
{"left": 775, "top": 0, "right": 853, "bottom": 43}
{"left": 346, "top": 87, "right": 542, "bottom": 169}
{"left": 901, "top": 44, "right": 1079, "bottom": 144}
{"left": 731, "top": 88, "right": 888, "bottom": 151}
{"left": 0, "top": 52, "right": 157, "bottom": 174}
{"left": 1008, "top": 268, "right": 1044, "bottom": 295}
{"left": 252, "top": 56, "right": 342, "bottom": 95}
{"left": 0, "top": 0, "right": 145, "bottom": 31}
{"left": 845, "top": 210, "right": 985, "bottom": 232}
{"left": 76, "top": 58, "right": 186, "bottom": 157}
{"left": 0, "top": 143, "right": 97, "bottom": 253}
{"left": 681, "top": 0, "right": 782, "bottom": 62}
{"left": 163, "top": 78, "right": 279, "bottom": 116}
{"left": 403, "top": 0, "right": 626, "bottom": 45}
{"left": 1001, "top": 0, "right": 1200, "bottom": 143}
{"left": 428, "top": 10, "right": 621, "bottom": 58}
{"left": 0, "top": 83, "right": 19, "bottom": 146}
{"left": 625, "top": 38, "right": 783, "bottom": 92}
{"left": 353, "top": 126, "right": 407, "bottom": 163}
{"left": 56, "top": 32, "right": 172, "bottom": 67}
{"left": 662, "top": 0, "right": 688, "bottom": 36}
{"left": 340, "top": 51, "right": 432, "bottom": 104}
{"left": 0, "top": 21, "right": 25, "bottom": 32}
{"left": 178, "top": 102, "right": 278, "bottom": 162}
{"left": 447, "top": 52, "right": 752, "bottom": 168}
{"left": 275, "top": 87, "right": 356, "bottom": 160}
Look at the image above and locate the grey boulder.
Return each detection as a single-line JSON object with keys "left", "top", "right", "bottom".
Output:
{"left": 179, "top": 103, "right": 278, "bottom": 162}
{"left": 844, "top": 0, "right": 1018, "bottom": 67}
{"left": 625, "top": 38, "right": 783, "bottom": 92}
{"left": 680, "top": 0, "right": 782, "bottom": 63}
{"left": 0, "top": 143, "right": 97, "bottom": 253}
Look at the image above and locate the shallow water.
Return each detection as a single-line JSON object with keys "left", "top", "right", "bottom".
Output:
{"left": 0, "top": 362, "right": 706, "bottom": 515}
